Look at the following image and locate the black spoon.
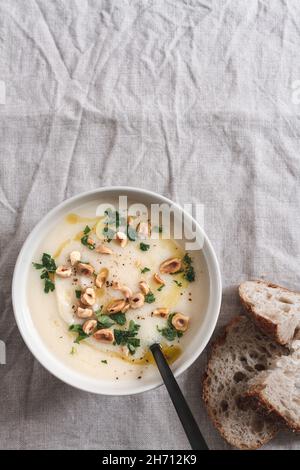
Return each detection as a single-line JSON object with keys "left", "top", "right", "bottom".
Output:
{"left": 150, "top": 343, "right": 208, "bottom": 450}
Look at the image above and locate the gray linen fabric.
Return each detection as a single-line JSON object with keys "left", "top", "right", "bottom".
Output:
{"left": 0, "top": 0, "right": 300, "bottom": 450}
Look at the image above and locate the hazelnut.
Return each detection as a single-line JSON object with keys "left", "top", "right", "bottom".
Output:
{"left": 116, "top": 231, "right": 128, "bottom": 247}
{"left": 93, "top": 329, "right": 114, "bottom": 343}
{"left": 77, "top": 307, "right": 94, "bottom": 319}
{"left": 77, "top": 262, "right": 94, "bottom": 276}
{"left": 136, "top": 221, "right": 151, "bottom": 238}
{"left": 95, "top": 268, "right": 109, "bottom": 288}
{"left": 139, "top": 280, "right": 150, "bottom": 295}
{"left": 153, "top": 273, "right": 165, "bottom": 285}
{"left": 130, "top": 292, "right": 145, "bottom": 309}
{"left": 82, "top": 319, "right": 97, "bottom": 334}
{"left": 96, "top": 244, "right": 113, "bottom": 255}
{"left": 121, "top": 302, "right": 130, "bottom": 313}
{"left": 160, "top": 257, "right": 182, "bottom": 274}
{"left": 70, "top": 251, "right": 81, "bottom": 266}
{"left": 152, "top": 308, "right": 169, "bottom": 319}
{"left": 80, "top": 287, "right": 96, "bottom": 306}
{"left": 171, "top": 313, "right": 189, "bottom": 332}
{"left": 56, "top": 265, "right": 72, "bottom": 278}
{"left": 106, "top": 298, "right": 126, "bottom": 314}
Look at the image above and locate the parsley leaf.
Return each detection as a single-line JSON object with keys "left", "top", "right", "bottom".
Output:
{"left": 75, "top": 289, "right": 81, "bottom": 299}
{"left": 128, "top": 320, "right": 140, "bottom": 334}
{"left": 101, "top": 360, "right": 108, "bottom": 364}
{"left": 158, "top": 325, "right": 177, "bottom": 341}
{"left": 69, "top": 324, "right": 89, "bottom": 344}
{"left": 97, "top": 314, "right": 114, "bottom": 329}
{"left": 103, "top": 208, "right": 126, "bottom": 230}
{"left": 110, "top": 312, "right": 126, "bottom": 325}
{"left": 182, "top": 253, "right": 195, "bottom": 282}
{"left": 173, "top": 280, "right": 182, "bottom": 287}
{"left": 127, "top": 224, "right": 138, "bottom": 241}
{"left": 104, "top": 208, "right": 120, "bottom": 227}
{"left": 44, "top": 278, "right": 55, "bottom": 293}
{"left": 127, "top": 338, "right": 140, "bottom": 354}
{"left": 102, "top": 225, "right": 115, "bottom": 242}
{"left": 114, "top": 321, "right": 141, "bottom": 355}
{"left": 157, "top": 313, "right": 183, "bottom": 341}
{"left": 32, "top": 262, "right": 44, "bottom": 270}
{"left": 94, "top": 307, "right": 103, "bottom": 319}
{"left": 41, "top": 253, "right": 57, "bottom": 272}
{"left": 33, "top": 253, "right": 56, "bottom": 293}
{"left": 81, "top": 232, "right": 95, "bottom": 250}
{"left": 144, "top": 291, "right": 156, "bottom": 303}
{"left": 184, "top": 266, "right": 195, "bottom": 282}
{"left": 40, "top": 269, "right": 49, "bottom": 280}
{"left": 141, "top": 267, "right": 150, "bottom": 274}
{"left": 140, "top": 242, "right": 150, "bottom": 251}
{"left": 157, "top": 284, "right": 164, "bottom": 292}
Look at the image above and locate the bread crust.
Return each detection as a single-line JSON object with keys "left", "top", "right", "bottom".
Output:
{"left": 246, "top": 384, "right": 300, "bottom": 433}
{"left": 202, "top": 316, "right": 278, "bottom": 450}
{"left": 239, "top": 280, "right": 300, "bottom": 345}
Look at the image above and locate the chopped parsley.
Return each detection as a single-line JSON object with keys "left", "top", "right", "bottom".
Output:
{"left": 103, "top": 208, "right": 126, "bottom": 235}
{"left": 104, "top": 208, "right": 125, "bottom": 228}
{"left": 97, "top": 314, "right": 114, "bottom": 329}
{"left": 114, "top": 320, "right": 141, "bottom": 355}
{"left": 94, "top": 307, "right": 103, "bottom": 319}
{"left": 44, "top": 277, "right": 55, "bottom": 293}
{"left": 144, "top": 291, "right": 156, "bottom": 303}
{"left": 32, "top": 262, "right": 44, "bottom": 270}
{"left": 32, "top": 253, "right": 56, "bottom": 293}
{"left": 69, "top": 324, "right": 89, "bottom": 344}
{"left": 127, "top": 224, "right": 138, "bottom": 241}
{"left": 139, "top": 242, "right": 150, "bottom": 251}
{"left": 100, "top": 208, "right": 129, "bottom": 241}
{"left": 43, "top": 253, "right": 56, "bottom": 271}
{"left": 182, "top": 253, "right": 195, "bottom": 282}
{"left": 157, "top": 284, "right": 165, "bottom": 292}
{"left": 81, "top": 225, "right": 95, "bottom": 250}
{"left": 101, "top": 360, "right": 108, "bottom": 364}
{"left": 158, "top": 324, "right": 177, "bottom": 341}
{"left": 141, "top": 267, "right": 150, "bottom": 274}
{"left": 127, "top": 340, "right": 140, "bottom": 355}
{"left": 33, "top": 253, "right": 56, "bottom": 272}
{"left": 95, "top": 308, "right": 126, "bottom": 328}
{"left": 75, "top": 289, "right": 81, "bottom": 299}
{"left": 157, "top": 313, "right": 183, "bottom": 341}
{"left": 102, "top": 225, "right": 115, "bottom": 242}
{"left": 110, "top": 312, "right": 126, "bottom": 325}
{"left": 173, "top": 280, "right": 182, "bottom": 287}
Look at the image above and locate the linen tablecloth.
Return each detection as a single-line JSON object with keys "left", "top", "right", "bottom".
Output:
{"left": 0, "top": 0, "right": 300, "bottom": 450}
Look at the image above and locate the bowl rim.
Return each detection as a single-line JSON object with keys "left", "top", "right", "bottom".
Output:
{"left": 12, "top": 186, "right": 222, "bottom": 395}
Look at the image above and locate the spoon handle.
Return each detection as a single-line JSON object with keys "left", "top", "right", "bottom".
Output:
{"left": 150, "top": 343, "right": 208, "bottom": 451}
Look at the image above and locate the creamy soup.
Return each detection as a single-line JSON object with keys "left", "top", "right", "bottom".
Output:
{"left": 28, "top": 200, "right": 209, "bottom": 382}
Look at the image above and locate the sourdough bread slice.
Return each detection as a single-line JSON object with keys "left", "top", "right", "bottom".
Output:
{"left": 246, "top": 350, "right": 300, "bottom": 432}
{"left": 202, "top": 316, "right": 286, "bottom": 449}
{"left": 239, "top": 280, "right": 300, "bottom": 345}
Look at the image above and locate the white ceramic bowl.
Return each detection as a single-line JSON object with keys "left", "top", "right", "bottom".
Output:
{"left": 12, "top": 187, "right": 221, "bottom": 395}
